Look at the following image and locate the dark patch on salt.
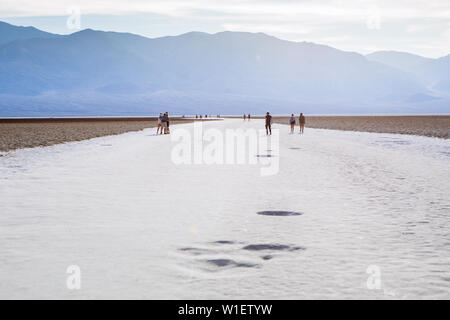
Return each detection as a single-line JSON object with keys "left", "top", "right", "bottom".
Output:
{"left": 236, "top": 262, "right": 259, "bottom": 268}
{"left": 376, "top": 140, "right": 411, "bottom": 146}
{"left": 257, "top": 211, "right": 302, "bottom": 216}
{"left": 288, "top": 147, "right": 302, "bottom": 150}
{"left": 213, "top": 240, "right": 235, "bottom": 244}
{"left": 178, "top": 247, "right": 211, "bottom": 255}
{"left": 206, "top": 259, "right": 257, "bottom": 268}
{"left": 206, "top": 259, "right": 234, "bottom": 267}
{"left": 243, "top": 244, "right": 305, "bottom": 252}
{"left": 289, "top": 246, "right": 306, "bottom": 251}
{"left": 261, "top": 255, "right": 273, "bottom": 260}
{"left": 243, "top": 244, "right": 290, "bottom": 251}
{"left": 256, "top": 154, "right": 275, "bottom": 158}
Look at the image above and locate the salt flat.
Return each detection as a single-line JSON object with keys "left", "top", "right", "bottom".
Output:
{"left": 0, "top": 119, "right": 449, "bottom": 299}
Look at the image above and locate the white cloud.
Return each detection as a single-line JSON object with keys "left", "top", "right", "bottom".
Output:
{"left": 2, "top": 0, "right": 449, "bottom": 20}
{"left": 366, "top": 5, "right": 381, "bottom": 30}
{"left": 222, "top": 23, "right": 313, "bottom": 35}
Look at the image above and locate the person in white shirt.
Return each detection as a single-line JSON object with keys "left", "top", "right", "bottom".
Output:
{"left": 157, "top": 113, "right": 163, "bottom": 134}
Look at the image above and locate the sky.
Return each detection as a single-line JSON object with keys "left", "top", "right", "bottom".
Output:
{"left": 1, "top": 0, "right": 450, "bottom": 58}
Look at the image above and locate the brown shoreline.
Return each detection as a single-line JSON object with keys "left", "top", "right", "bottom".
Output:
{"left": 0, "top": 117, "right": 206, "bottom": 152}
{"left": 239, "top": 115, "right": 449, "bottom": 139}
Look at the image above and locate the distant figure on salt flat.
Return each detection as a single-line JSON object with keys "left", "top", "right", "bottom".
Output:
{"left": 248, "top": 114, "right": 251, "bottom": 121}
{"left": 166, "top": 112, "right": 170, "bottom": 134}
{"left": 243, "top": 114, "right": 247, "bottom": 121}
{"left": 160, "top": 113, "right": 167, "bottom": 134}
{"left": 161, "top": 112, "right": 170, "bottom": 134}
{"left": 289, "top": 114, "right": 296, "bottom": 134}
{"left": 157, "top": 113, "right": 163, "bottom": 134}
{"left": 299, "top": 113, "right": 305, "bottom": 133}
{"left": 265, "top": 112, "right": 272, "bottom": 135}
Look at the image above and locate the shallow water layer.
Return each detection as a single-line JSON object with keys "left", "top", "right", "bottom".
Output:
{"left": 0, "top": 119, "right": 449, "bottom": 299}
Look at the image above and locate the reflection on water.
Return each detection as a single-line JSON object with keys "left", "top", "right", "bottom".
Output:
{"left": 256, "top": 154, "right": 275, "bottom": 158}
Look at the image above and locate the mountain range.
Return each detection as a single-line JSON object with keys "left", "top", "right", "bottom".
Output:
{"left": 0, "top": 21, "right": 449, "bottom": 116}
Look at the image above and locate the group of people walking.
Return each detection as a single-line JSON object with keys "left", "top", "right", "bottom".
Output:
{"left": 264, "top": 112, "right": 306, "bottom": 135}
{"left": 290, "top": 113, "right": 306, "bottom": 134}
{"left": 195, "top": 115, "right": 211, "bottom": 119}
{"left": 157, "top": 112, "right": 170, "bottom": 134}
{"left": 157, "top": 111, "right": 305, "bottom": 136}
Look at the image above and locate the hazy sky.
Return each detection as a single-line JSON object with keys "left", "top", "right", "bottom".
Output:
{"left": 1, "top": 0, "right": 450, "bottom": 58}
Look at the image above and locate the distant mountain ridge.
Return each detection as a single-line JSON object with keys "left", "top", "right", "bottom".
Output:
{"left": 0, "top": 21, "right": 449, "bottom": 116}
{"left": 365, "top": 50, "right": 433, "bottom": 73}
{"left": 0, "top": 21, "right": 59, "bottom": 46}
{"left": 366, "top": 50, "right": 450, "bottom": 95}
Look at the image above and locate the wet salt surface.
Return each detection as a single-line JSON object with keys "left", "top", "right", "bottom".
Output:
{"left": 0, "top": 119, "right": 449, "bottom": 299}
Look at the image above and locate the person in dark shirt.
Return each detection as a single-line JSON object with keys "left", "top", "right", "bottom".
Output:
{"left": 289, "top": 114, "right": 296, "bottom": 134}
{"left": 161, "top": 112, "right": 170, "bottom": 134}
{"left": 265, "top": 112, "right": 272, "bottom": 135}
{"left": 160, "top": 113, "right": 167, "bottom": 134}
{"left": 165, "top": 112, "right": 170, "bottom": 133}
